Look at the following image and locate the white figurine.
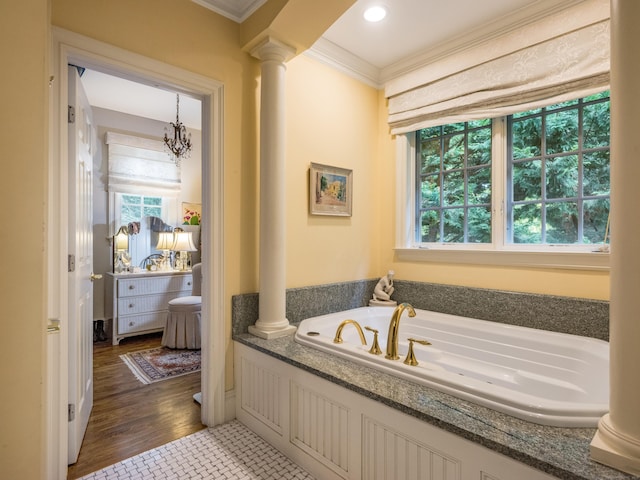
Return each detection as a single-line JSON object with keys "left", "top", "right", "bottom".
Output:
{"left": 370, "top": 270, "right": 397, "bottom": 306}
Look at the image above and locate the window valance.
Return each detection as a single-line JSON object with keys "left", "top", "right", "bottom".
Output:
{"left": 386, "top": 1, "right": 610, "bottom": 134}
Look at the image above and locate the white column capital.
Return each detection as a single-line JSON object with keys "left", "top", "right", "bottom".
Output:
{"left": 250, "top": 36, "right": 296, "bottom": 64}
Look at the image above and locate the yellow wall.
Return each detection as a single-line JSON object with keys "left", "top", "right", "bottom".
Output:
{"left": 0, "top": 0, "right": 49, "bottom": 478}
{"left": 285, "top": 55, "right": 381, "bottom": 287}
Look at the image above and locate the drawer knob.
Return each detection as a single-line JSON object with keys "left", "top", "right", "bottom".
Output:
{"left": 129, "top": 303, "right": 134, "bottom": 308}
{"left": 129, "top": 285, "right": 135, "bottom": 290}
{"left": 129, "top": 321, "right": 134, "bottom": 327}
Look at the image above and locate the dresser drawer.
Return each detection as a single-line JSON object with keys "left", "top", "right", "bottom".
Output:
{"left": 117, "top": 292, "right": 184, "bottom": 316}
{"left": 118, "top": 274, "right": 193, "bottom": 297}
{"left": 118, "top": 312, "right": 166, "bottom": 335}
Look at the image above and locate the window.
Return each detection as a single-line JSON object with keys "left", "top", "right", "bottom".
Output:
{"left": 120, "top": 194, "right": 164, "bottom": 224}
{"left": 508, "top": 92, "right": 610, "bottom": 245}
{"left": 416, "top": 120, "right": 492, "bottom": 244}
{"left": 413, "top": 92, "right": 610, "bottom": 251}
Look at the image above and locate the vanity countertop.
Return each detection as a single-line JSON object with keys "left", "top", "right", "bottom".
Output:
{"left": 233, "top": 332, "right": 637, "bottom": 480}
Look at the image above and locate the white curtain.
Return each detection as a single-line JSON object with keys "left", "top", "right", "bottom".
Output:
{"left": 386, "top": 1, "right": 610, "bottom": 134}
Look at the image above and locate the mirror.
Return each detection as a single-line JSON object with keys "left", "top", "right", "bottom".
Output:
{"left": 123, "top": 216, "right": 201, "bottom": 271}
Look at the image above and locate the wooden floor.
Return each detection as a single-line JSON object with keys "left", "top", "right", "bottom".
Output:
{"left": 67, "top": 333, "right": 205, "bottom": 479}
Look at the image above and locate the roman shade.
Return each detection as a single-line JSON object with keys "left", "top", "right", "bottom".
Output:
{"left": 386, "top": 0, "right": 610, "bottom": 134}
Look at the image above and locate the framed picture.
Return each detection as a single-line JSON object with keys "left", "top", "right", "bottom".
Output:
{"left": 309, "top": 163, "right": 353, "bottom": 216}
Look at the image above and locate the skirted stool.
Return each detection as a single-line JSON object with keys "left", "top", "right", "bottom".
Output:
{"left": 161, "top": 263, "right": 202, "bottom": 349}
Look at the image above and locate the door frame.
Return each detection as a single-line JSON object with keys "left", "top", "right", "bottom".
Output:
{"left": 49, "top": 26, "right": 226, "bottom": 472}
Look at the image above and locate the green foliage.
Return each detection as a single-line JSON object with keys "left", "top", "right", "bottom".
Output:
{"left": 417, "top": 91, "right": 610, "bottom": 245}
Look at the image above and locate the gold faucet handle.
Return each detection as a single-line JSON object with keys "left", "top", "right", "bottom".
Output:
{"left": 365, "top": 326, "right": 382, "bottom": 355}
{"left": 403, "top": 338, "right": 432, "bottom": 366}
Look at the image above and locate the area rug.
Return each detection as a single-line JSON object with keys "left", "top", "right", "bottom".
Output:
{"left": 120, "top": 347, "right": 201, "bottom": 384}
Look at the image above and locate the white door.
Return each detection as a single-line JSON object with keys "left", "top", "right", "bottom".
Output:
{"left": 67, "top": 66, "right": 96, "bottom": 464}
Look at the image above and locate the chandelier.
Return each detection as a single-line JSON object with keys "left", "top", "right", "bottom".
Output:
{"left": 163, "top": 93, "right": 192, "bottom": 165}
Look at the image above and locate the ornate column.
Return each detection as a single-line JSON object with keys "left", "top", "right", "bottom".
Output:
{"left": 590, "top": 1, "right": 640, "bottom": 475}
{"left": 248, "top": 37, "right": 297, "bottom": 339}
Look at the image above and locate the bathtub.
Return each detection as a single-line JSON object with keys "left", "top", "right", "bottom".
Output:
{"left": 294, "top": 305, "right": 609, "bottom": 427}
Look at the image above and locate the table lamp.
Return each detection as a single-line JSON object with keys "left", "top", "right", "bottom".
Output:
{"left": 113, "top": 226, "right": 130, "bottom": 273}
{"left": 155, "top": 231, "right": 174, "bottom": 271}
{"left": 171, "top": 229, "right": 197, "bottom": 271}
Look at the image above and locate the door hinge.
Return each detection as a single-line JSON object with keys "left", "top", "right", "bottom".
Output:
{"left": 68, "top": 254, "right": 76, "bottom": 272}
{"left": 68, "top": 105, "right": 75, "bottom": 124}
{"left": 68, "top": 403, "right": 76, "bottom": 422}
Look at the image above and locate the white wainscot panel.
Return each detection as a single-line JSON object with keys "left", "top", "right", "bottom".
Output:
{"left": 240, "top": 356, "right": 282, "bottom": 434}
{"left": 290, "top": 382, "right": 350, "bottom": 476}
{"left": 362, "top": 416, "right": 460, "bottom": 480}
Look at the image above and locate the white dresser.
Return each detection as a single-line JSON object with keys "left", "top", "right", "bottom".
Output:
{"left": 105, "top": 271, "right": 193, "bottom": 345}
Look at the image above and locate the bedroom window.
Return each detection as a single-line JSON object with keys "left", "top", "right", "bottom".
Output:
{"left": 412, "top": 91, "right": 610, "bottom": 250}
{"left": 120, "top": 194, "right": 164, "bottom": 224}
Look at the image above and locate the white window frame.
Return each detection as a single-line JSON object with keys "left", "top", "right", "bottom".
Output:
{"left": 395, "top": 118, "right": 610, "bottom": 271}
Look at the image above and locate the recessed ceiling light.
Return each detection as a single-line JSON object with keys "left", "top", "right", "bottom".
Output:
{"left": 363, "top": 5, "right": 387, "bottom": 22}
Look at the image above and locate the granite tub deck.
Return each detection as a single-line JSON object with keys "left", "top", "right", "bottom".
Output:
{"left": 233, "top": 332, "right": 636, "bottom": 480}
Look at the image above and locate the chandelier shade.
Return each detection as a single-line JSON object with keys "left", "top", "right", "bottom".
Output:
{"left": 163, "top": 93, "right": 192, "bottom": 164}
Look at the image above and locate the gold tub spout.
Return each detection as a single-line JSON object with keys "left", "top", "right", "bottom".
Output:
{"left": 385, "top": 302, "right": 416, "bottom": 360}
{"left": 333, "top": 319, "right": 367, "bottom": 345}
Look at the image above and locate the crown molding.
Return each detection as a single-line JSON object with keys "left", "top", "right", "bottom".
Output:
{"left": 305, "top": 37, "right": 382, "bottom": 89}
{"left": 307, "top": 0, "right": 590, "bottom": 90}
{"left": 191, "top": 0, "right": 266, "bottom": 23}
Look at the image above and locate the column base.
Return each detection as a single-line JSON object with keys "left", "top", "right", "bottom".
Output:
{"left": 248, "top": 323, "right": 297, "bottom": 339}
{"left": 590, "top": 414, "right": 640, "bottom": 476}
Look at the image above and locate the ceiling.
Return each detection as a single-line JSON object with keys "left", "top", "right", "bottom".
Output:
{"left": 79, "top": 0, "right": 583, "bottom": 130}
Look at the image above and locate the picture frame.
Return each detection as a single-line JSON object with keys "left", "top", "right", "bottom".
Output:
{"left": 309, "top": 162, "right": 353, "bottom": 216}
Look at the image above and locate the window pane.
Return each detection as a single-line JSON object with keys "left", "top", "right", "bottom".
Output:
{"left": 144, "top": 197, "right": 162, "bottom": 206}
{"left": 443, "top": 170, "right": 464, "bottom": 206}
{"left": 512, "top": 161, "right": 541, "bottom": 202}
{"left": 512, "top": 116, "right": 541, "bottom": 159}
{"left": 420, "top": 126, "right": 442, "bottom": 139}
{"left": 546, "top": 202, "right": 578, "bottom": 243}
{"left": 468, "top": 207, "right": 491, "bottom": 243}
{"left": 583, "top": 101, "right": 610, "bottom": 149}
{"left": 143, "top": 206, "right": 162, "bottom": 218}
{"left": 513, "top": 203, "right": 542, "bottom": 243}
{"left": 468, "top": 167, "right": 491, "bottom": 205}
{"left": 468, "top": 127, "right": 492, "bottom": 166}
{"left": 513, "top": 108, "right": 542, "bottom": 119}
{"left": 420, "top": 175, "right": 440, "bottom": 208}
{"left": 443, "top": 209, "right": 464, "bottom": 242}
{"left": 420, "top": 211, "right": 440, "bottom": 242}
{"left": 443, "top": 123, "right": 465, "bottom": 134}
{"left": 583, "top": 151, "right": 610, "bottom": 196}
{"left": 583, "top": 198, "right": 610, "bottom": 244}
{"left": 443, "top": 134, "right": 465, "bottom": 170}
{"left": 121, "top": 205, "right": 141, "bottom": 223}
{"left": 122, "top": 194, "right": 141, "bottom": 204}
{"left": 546, "top": 155, "right": 578, "bottom": 199}
{"left": 468, "top": 119, "right": 491, "bottom": 128}
{"left": 420, "top": 139, "right": 441, "bottom": 173}
{"left": 546, "top": 109, "right": 578, "bottom": 154}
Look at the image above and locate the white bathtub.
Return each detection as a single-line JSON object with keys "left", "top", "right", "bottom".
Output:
{"left": 294, "top": 305, "right": 609, "bottom": 427}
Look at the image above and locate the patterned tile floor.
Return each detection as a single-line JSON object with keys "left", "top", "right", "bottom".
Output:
{"left": 79, "top": 420, "right": 315, "bottom": 479}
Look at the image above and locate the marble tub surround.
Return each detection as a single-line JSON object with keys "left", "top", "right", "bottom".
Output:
{"left": 232, "top": 279, "right": 377, "bottom": 336}
{"left": 232, "top": 279, "right": 609, "bottom": 340}
{"left": 233, "top": 333, "right": 632, "bottom": 480}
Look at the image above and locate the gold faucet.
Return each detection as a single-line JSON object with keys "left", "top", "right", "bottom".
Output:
{"left": 365, "top": 326, "right": 382, "bottom": 355}
{"left": 333, "top": 319, "right": 367, "bottom": 345}
{"left": 403, "top": 338, "right": 432, "bottom": 366}
{"left": 385, "top": 302, "right": 416, "bottom": 360}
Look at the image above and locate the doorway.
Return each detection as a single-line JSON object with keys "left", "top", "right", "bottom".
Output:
{"left": 49, "top": 27, "right": 226, "bottom": 478}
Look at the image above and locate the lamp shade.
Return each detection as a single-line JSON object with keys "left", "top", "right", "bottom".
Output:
{"left": 171, "top": 231, "right": 197, "bottom": 252}
{"left": 114, "top": 226, "right": 129, "bottom": 251}
{"left": 156, "top": 231, "right": 174, "bottom": 250}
